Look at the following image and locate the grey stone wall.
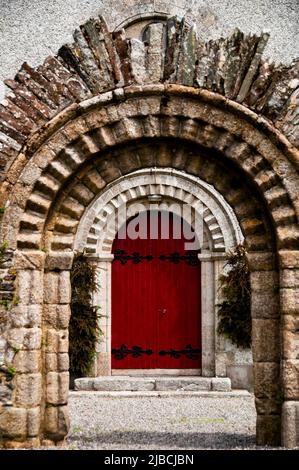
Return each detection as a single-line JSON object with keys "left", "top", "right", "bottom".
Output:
{"left": 0, "top": 0, "right": 298, "bottom": 101}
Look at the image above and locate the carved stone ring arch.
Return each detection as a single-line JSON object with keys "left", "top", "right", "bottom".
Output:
{"left": 75, "top": 168, "right": 244, "bottom": 254}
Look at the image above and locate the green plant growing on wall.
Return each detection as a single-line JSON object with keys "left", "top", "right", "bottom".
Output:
{"left": 69, "top": 253, "right": 103, "bottom": 378}
{"left": 6, "top": 365, "right": 17, "bottom": 380}
{"left": 217, "top": 244, "right": 251, "bottom": 348}
{"left": 0, "top": 240, "right": 9, "bottom": 267}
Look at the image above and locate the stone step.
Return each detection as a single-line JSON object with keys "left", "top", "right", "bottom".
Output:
{"left": 74, "top": 376, "right": 231, "bottom": 392}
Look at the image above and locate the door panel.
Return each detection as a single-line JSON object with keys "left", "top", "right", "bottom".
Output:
{"left": 111, "top": 211, "right": 201, "bottom": 369}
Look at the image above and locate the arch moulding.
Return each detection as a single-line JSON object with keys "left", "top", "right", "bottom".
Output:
{"left": 0, "top": 13, "right": 298, "bottom": 450}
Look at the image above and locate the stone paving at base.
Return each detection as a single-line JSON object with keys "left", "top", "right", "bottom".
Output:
{"left": 65, "top": 392, "right": 257, "bottom": 450}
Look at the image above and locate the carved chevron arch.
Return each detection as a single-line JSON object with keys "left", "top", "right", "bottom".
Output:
{"left": 0, "top": 14, "right": 298, "bottom": 183}
{"left": 74, "top": 168, "right": 244, "bottom": 254}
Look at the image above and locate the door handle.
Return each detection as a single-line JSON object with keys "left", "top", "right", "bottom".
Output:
{"left": 159, "top": 308, "right": 167, "bottom": 315}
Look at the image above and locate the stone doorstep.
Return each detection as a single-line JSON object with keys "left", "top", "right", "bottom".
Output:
{"left": 69, "top": 390, "right": 252, "bottom": 398}
{"left": 74, "top": 376, "right": 232, "bottom": 392}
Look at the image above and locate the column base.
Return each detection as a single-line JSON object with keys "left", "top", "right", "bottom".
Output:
{"left": 97, "top": 352, "right": 111, "bottom": 376}
{"left": 282, "top": 401, "right": 299, "bottom": 448}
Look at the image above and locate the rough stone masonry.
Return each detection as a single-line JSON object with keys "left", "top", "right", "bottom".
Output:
{"left": 0, "top": 4, "right": 298, "bottom": 449}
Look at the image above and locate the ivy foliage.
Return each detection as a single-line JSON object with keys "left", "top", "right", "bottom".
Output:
{"left": 69, "top": 254, "right": 103, "bottom": 377}
{"left": 217, "top": 244, "right": 251, "bottom": 349}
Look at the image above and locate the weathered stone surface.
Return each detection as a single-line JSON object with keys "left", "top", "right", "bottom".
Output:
{"left": 45, "top": 329, "right": 68, "bottom": 353}
{"left": 226, "top": 364, "right": 253, "bottom": 391}
{"left": 74, "top": 378, "right": 94, "bottom": 391}
{"left": 262, "top": 60, "right": 299, "bottom": 122}
{"left": 44, "top": 405, "right": 70, "bottom": 440}
{"left": 15, "top": 270, "right": 43, "bottom": 305}
{"left": 256, "top": 414, "right": 281, "bottom": 446}
{"left": 129, "top": 39, "right": 147, "bottom": 84}
{"left": 15, "top": 62, "right": 61, "bottom": 109}
{"left": 250, "top": 271, "right": 278, "bottom": 291}
{"left": 252, "top": 319, "right": 280, "bottom": 362}
{"left": 280, "top": 288, "right": 299, "bottom": 315}
{"left": 278, "top": 250, "right": 299, "bottom": 269}
{"left": 80, "top": 16, "right": 120, "bottom": 91}
{"left": 14, "top": 250, "right": 45, "bottom": 270}
{"left": 282, "top": 401, "right": 299, "bottom": 448}
{"left": 75, "top": 377, "right": 155, "bottom": 391}
{"left": 236, "top": 33, "right": 269, "bottom": 103}
{"left": 251, "top": 291, "right": 279, "bottom": 319}
{"left": 211, "top": 378, "right": 231, "bottom": 392}
{"left": 59, "top": 31, "right": 102, "bottom": 94}
{"left": 46, "top": 372, "right": 69, "bottom": 404}
{"left": 247, "top": 252, "right": 276, "bottom": 271}
{"left": 15, "top": 373, "right": 42, "bottom": 407}
{"left": 45, "top": 253, "right": 74, "bottom": 271}
{"left": 155, "top": 377, "right": 211, "bottom": 391}
{"left": 164, "top": 17, "right": 185, "bottom": 82}
{"left": 0, "top": 407, "right": 27, "bottom": 438}
{"left": 113, "top": 30, "right": 132, "bottom": 86}
{"left": 254, "top": 362, "right": 280, "bottom": 399}
{"left": 282, "top": 315, "right": 299, "bottom": 360}
{"left": 282, "top": 360, "right": 299, "bottom": 399}
{"left": 43, "top": 271, "right": 71, "bottom": 304}
{"left": 43, "top": 305, "right": 71, "bottom": 330}
{"left": 7, "top": 327, "right": 41, "bottom": 350}
{"left": 45, "top": 353, "right": 69, "bottom": 372}
{"left": 255, "top": 397, "right": 281, "bottom": 415}
{"left": 10, "top": 305, "right": 42, "bottom": 328}
{"left": 144, "top": 22, "right": 164, "bottom": 83}
{"left": 280, "top": 269, "right": 299, "bottom": 288}
{"left": 13, "top": 350, "right": 41, "bottom": 373}
{"left": 27, "top": 407, "right": 40, "bottom": 437}
{"left": 42, "top": 56, "right": 90, "bottom": 101}
{"left": 177, "top": 24, "right": 198, "bottom": 87}
{"left": 279, "top": 87, "right": 299, "bottom": 148}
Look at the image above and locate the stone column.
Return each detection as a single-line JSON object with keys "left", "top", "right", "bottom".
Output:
{"left": 0, "top": 250, "right": 45, "bottom": 448}
{"left": 279, "top": 250, "right": 299, "bottom": 448}
{"left": 42, "top": 252, "right": 73, "bottom": 445}
{"left": 86, "top": 254, "right": 114, "bottom": 376}
{"left": 214, "top": 255, "right": 228, "bottom": 377}
{"left": 247, "top": 251, "right": 281, "bottom": 446}
{"left": 198, "top": 252, "right": 226, "bottom": 377}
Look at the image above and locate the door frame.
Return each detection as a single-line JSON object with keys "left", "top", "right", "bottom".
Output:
{"left": 78, "top": 168, "right": 243, "bottom": 377}
{"left": 87, "top": 249, "right": 227, "bottom": 377}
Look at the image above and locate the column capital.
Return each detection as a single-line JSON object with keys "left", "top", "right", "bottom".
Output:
{"left": 198, "top": 252, "right": 227, "bottom": 262}
{"left": 85, "top": 253, "right": 114, "bottom": 262}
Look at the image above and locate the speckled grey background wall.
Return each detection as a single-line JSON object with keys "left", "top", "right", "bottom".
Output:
{"left": 0, "top": 0, "right": 298, "bottom": 101}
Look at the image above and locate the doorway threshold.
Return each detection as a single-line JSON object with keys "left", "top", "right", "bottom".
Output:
{"left": 74, "top": 376, "right": 231, "bottom": 392}
{"left": 112, "top": 369, "right": 201, "bottom": 376}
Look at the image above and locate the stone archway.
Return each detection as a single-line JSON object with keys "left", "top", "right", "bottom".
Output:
{"left": 0, "top": 14, "right": 298, "bottom": 449}
{"left": 73, "top": 167, "right": 243, "bottom": 377}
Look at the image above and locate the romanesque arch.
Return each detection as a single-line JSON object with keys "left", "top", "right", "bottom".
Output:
{"left": 0, "top": 14, "right": 298, "bottom": 449}
{"left": 72, "top": 167, "right": 243, "bottom": 378}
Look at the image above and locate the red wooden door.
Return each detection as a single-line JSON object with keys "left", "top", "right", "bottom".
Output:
{"left": 111, "top": 211, "right": 201, "bottom": 369}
